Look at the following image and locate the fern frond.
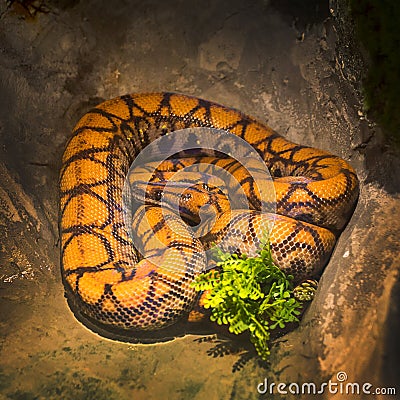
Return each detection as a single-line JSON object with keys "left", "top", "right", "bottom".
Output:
{"left": 192, "top": 240, "right": 305, "bottom": 362}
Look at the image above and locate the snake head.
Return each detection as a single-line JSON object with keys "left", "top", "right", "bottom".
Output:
{"left": 130, "top": 179, "right": 231, "bottom": 227}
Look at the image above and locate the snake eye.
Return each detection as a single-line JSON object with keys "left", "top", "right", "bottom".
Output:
{"left": 272, "top": 168, "right": 282, "bottom": 178}
{"left": 154, "top": 190, "right": 163, "bottom": 201}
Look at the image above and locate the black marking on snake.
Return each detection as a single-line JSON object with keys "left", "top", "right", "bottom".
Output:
{"left": 296, "top": 221, "right": 328, "bottom": 252}
{"left": 121, "top": 94, "right": 137, "bottom": 120}
{"left": 119, "top": 121, "right": 146, "bottom": 149}
{"left": 60, "top": 144, "right": 115, "bottom": 180}
{"left": 237, "top": 175, "right": 261, "bottom": 210}
{"left": 66, "top": 265, "right": 116, "bottom": 279}
{"left": 250, "top": 131, "right": 281, "bottom": 151}
{"left": 111, "top": 222, "right": 132, "bottom": 247}
{"left": 138, "top": 213, "right": 169, "bottom": 249}
{"left": 63, "top": 229, "right": 115, "bottom": 270}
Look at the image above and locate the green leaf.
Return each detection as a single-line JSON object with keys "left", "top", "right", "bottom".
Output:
{"left": 192, "top": 240, "right": 305, "bottom": 361}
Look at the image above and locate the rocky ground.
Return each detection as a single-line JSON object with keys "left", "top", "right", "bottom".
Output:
{"left": 0, "top": 0, "right": 399, "bottom": 399}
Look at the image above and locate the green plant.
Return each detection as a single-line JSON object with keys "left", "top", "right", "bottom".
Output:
{"left": 192, "top": 243, "right": 303, "bottom": 361}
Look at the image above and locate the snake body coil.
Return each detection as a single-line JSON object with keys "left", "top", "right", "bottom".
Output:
{"left": 60, "top": 92, "right": 358, "bottom": 333}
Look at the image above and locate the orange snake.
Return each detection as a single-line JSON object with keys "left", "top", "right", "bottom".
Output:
{"left": 59, "top": 92, "right": 358, "bottom": 333}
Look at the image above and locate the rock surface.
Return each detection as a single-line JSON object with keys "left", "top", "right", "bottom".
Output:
{"left": 0, "top": 0, "right": 399, "bottom": 399}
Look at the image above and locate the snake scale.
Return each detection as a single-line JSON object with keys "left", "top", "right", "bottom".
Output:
{"left": 60, "top": 92, "right": 359, "bottom": 333}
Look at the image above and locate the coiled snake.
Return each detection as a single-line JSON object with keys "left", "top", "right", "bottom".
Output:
{"left": 60, "top": 92, "right": 358, "bottom": 334}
